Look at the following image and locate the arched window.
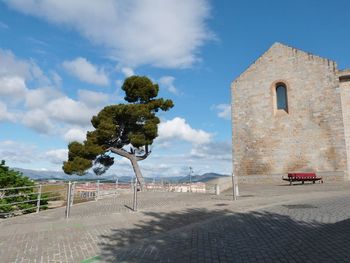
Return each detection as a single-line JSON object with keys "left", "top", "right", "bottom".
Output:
{"left": 276, "top": 83, "right": 288, "bottom": 112}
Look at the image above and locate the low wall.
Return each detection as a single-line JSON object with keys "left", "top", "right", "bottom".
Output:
{"left": 237, "top": 171, "right": 347, "bottom": 184}
{"left": 206, "top": 177, "right": 233, "bottom": 194}
{"left": 205, "top": 172, "right": 347, "bottom": 192}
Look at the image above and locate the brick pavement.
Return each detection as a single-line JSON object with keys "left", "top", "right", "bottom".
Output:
{"left": 99, "top": 192, "right": 350, "bottom": 262}
{"left": 1, "top": 182, "right": 350, "bottom": 262}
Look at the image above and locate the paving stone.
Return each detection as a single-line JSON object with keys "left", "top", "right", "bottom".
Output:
{"left": 1, "top": 183, "right": 350, "bottom": 262}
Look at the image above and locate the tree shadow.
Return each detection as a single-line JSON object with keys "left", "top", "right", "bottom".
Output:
{"left": 98, "top": 208, "right": 350, "bottom": 262}
{"left": 124, "top": 205, "right": 134, "bottom": 211}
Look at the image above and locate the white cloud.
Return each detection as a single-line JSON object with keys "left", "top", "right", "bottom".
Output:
{"left": 22, "top": 109, "right": 54, "bottom": 134}
{"left": 158, "top": 117, "right": 211, "bottom": 145}
{"left": 44, "top": 149, "right": 68, "bottom": 164}
{"left": 0, "top": 102, "right": 18, "bottom": 122}
{"left": 64, "top": 128, "right": 87, "bottom": 143}
{"left": 5, "top": 0, "right": 213, "bottom": 68}
{"left": 0, "top": 53, "right": 100, "bottom": 132}
{"left": 213, "top": 104, "right": 231, "bottom": 120}
{"left": 0, "top": 76, "right": 27, "bottom": 101}
{"left": 78, "top": 89, "right": 109, "bottom": 107}
{"left": 0, "top": 140, "right": 37, "bottom": 164}
{"left": 62, "top": 57, "right": 109, "bottom": 86}
{"left": 0, "top": 49, "right": 32, "bottom": 79}
{"left": 25, "top": 87, "right": 62, "bottom": 109}
{"left": 119, "top": 67, "right": 134, "bottom": 77}
{"left": 50, "top": 71, "right": 62, "bottom": 87}
{"left": 190, "top": 141, "right": 232, "bottom": 161}
{"left": 136, "top": 144, "right": 231, "bottom": 178}
{"left": 21, "top": 93, "right": 100, "bottom": 135}
{"left": 45, "top": 96, "right": 96, "bottom": 126}
{"left": 141, "top": 161, "right": 185, "bottom": 177}
{"left": 159, "top": 76, "right": 179, "bottom": 95}
{"left": 0, "top": 49, "right": 56, "bottom": 109}
{"left": 0, "top": 141, "right": 68, "bottom": 166}
{"left": 0, "top": 49, "right": 49, "bottom": 85}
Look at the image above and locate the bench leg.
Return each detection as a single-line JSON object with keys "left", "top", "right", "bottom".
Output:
{"left": 313, "top": 181, "right": 315, "bottom": 184}
{"left": 302, "top": 181, "right": 304, "bottom": 185}
{"left": 289, "top": 181, "right": 292, "bottom": 186}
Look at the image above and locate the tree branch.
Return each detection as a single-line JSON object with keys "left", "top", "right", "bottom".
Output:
{"left": 107, "top": 146, "right": 146, "bottom": 189}
{"left": 136, "top": 145, "right": 151, "bottom": 161}
{"left": 107, "top": 147, "right": 133, "bottom": 159}
{"left": 107, "top": 145, "right": 151, "bottom": 161}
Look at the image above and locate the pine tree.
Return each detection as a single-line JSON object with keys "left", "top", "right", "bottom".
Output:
{"left": 63, "top": 76, "right": 174, "bottom": 189}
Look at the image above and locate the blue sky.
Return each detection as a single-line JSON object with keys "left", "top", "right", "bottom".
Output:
{"left": 0, "top": 0, "right": 349, "bottom": 178}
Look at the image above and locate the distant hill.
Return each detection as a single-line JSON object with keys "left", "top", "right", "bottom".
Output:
{"left": 13, "top": 168, "right": 125, "bottom": 182}
{"left": 177, "top": 173, "right": 230, "bottom": 183}
{"left": 13, "top": 168, "right": 229, "bottom": 183}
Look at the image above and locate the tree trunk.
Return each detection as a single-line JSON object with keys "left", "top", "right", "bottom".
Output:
{"left": 108, "top": 147, "right": 146, "bottom": 191}
{"left": 130, "top": 156, "right": 146, "bottom": 190}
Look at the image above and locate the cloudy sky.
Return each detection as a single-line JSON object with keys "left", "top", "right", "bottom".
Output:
{"left": 0, "top": 0, "right": 349, "bottom": 178}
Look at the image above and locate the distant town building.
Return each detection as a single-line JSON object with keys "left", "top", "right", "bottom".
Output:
{"left": 232, "top": 43, "right": 350, "bottom": 180}
{"left": 167, "top": 182, "right": 206, "bottom": 193}
{"left": 74, "top": 182, "right": 207, "bottom": 198}
{"left": 75, "top": 182, "right": 120, "bottom": 198}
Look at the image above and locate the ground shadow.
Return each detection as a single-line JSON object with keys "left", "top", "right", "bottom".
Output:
{"left": 98, "top": 207, "right": 350, "bottom": 262}
{"left": 124, "top": 205, "right": 134, "bottom": 211}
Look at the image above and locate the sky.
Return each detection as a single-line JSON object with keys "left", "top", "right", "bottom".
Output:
{"left": 0, "top": 0, "right": 349, "bottom": 178}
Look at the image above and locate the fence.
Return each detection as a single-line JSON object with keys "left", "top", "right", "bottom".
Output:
{"left": 0, "top": 183, "right": 66, "bottom": 218}
{"left": 0, "top": 179, "right": 133, "bottom": 219}
{"left": 0, "top": 180, "right": 221, "bottom": 219}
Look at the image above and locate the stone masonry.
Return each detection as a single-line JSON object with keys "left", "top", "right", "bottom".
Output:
{"left": 340, "top": 69, "right": 350, "bottom": 178}
{"left": 232, "top": 43, "right": 350, "bottom": 179}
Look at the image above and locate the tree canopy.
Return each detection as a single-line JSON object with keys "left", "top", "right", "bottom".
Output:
{"left": 63, "top": 76, "right": 174, "bottom": 188}
{"left": 0, "top": 160, "right": 47, "bottom": 215}
{"left": 0, "top": 160, "right": 34, "bottom": 189}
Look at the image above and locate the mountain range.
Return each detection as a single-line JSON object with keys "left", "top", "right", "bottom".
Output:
{"left": 14, "top": 168, "right": 229, "bottom": 183}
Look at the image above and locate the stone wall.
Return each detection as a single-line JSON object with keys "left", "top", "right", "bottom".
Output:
{"left": 339, "top": 70, "right": 350, "bottom": 179}
{"left": 232, "top": 43, "right": 348, "bottom": 178}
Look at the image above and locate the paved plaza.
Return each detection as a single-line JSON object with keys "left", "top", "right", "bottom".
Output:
{"left": 1, "top": 181, "right": 350, "bottom": 262}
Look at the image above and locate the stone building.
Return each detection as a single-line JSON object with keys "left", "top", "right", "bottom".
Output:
{"left": 231, "top": 43, "right": 350, "bottom": 180}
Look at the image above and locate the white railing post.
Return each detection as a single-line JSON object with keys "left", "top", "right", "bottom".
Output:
{"left": 70, "top": 182, "right": 75, "bottom": 206}
{"left": 65, "top": 181, "right": 72, "bottom": 218}
{"left": 132, "top": 177, "right": 138, "bottom": 212}
{"left": 232, "top": 172, "right": 239, "bottom": 200}
{"left": 215, "top": 184, "right": 220, "bottom": 195}
{"left": 95, "top": 180, "right": 100, "bottom": 201}
{"left": 36, "top": 185, "right": 42, "bottom": 213}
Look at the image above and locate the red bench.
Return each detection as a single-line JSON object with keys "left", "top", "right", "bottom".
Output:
{"left": 282, "top": 173, "right": 323, "bottom": 185}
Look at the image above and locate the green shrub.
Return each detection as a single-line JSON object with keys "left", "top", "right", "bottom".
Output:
{"left": 0, "top": 160, "right": 47, "bottom": 216}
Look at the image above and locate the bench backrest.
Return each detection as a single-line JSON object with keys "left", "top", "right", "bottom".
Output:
{"left": 288, "top": 173, "right": 316, "bottom": 178}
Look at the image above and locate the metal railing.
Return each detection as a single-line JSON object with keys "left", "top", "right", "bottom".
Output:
{"left": 58, "top": 179, "right": 132, "bottom": 218}
{"left": 0, "top": 179, "right": 221, "bottom": 219}
{"left": 0, "top": 182, "right": 69, "bottom": 218}
{"left": 0, "top": 179, "right": 135, "bottom": 219}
